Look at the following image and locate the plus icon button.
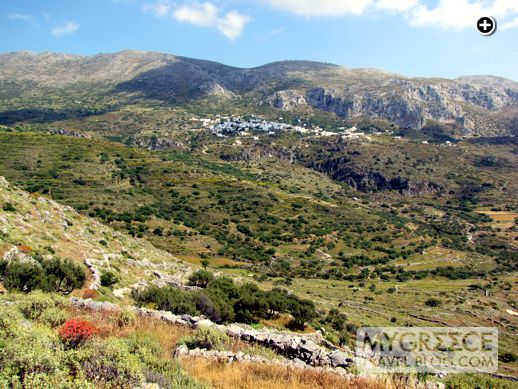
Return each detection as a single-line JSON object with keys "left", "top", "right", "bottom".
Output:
{"left": 477, "top": 16, "right": 496, "bottom": 36}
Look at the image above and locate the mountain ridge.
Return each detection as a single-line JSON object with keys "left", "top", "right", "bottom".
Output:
{"left": 1, "top": 50, "right": 518, "bottom": 135}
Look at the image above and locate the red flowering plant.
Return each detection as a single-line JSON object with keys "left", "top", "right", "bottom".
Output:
{"left": 59, "top": 318, "right": 99, "bottom": 348}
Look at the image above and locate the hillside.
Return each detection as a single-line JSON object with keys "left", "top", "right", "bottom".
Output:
{"left": 1, "top": 51, "right": 518, "bottom": 135}
{"left": 0, "top": 50, "right": 517, "bottom": 386}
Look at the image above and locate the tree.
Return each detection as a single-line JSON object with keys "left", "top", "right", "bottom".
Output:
{"left": 2, "top": 262, "right": 46, "bottom": 292}
{"left": 200, "top": 259, "right": 210, "bottom": 270}
{"left": 188, "top": 270, "right": 214, "bottom": 288}
{"left": 289, "top": 298, "right": 316, "bottom": 330}
{"left": 0, "top": 258, "right": 85, "bottom": 294}
{"left": 42, "top": 258, "right": 86, "bottom": 294}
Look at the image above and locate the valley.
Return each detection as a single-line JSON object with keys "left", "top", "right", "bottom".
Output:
{"left": 0, "top": 51, "right": 517, "bottom": 388}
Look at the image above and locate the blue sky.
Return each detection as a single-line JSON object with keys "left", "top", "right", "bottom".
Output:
{"left": 1, "top": 0, "right": 518, "bottom": 80}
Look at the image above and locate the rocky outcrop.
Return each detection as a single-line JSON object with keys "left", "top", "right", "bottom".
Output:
{"left": 84, "top": 259, "right": 101, "bottom": 290}
{"left": 307, "top": 158, "right": 441, "bottom": 194}
{"left": 48, "top": 129, "right": 92, "bottom": 138}
{"left": 303, "top": 78, "right": 518, "bottom": 132}
{"left": 270, "top": 90, "right": 307, "bottom": 111}
{"left": 152, "top": 271, "right": 199, "bottom": 291}
{"left": 173, "top": 344, "right": 354, "bottom": 376}
{"left": 70, "top": 297, "right": 355, "bottom": 371}
{"left": 132, "top": 137, "right": 187, "bottom": 151}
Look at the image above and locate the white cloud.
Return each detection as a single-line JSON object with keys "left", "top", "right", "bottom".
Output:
{"left": 7, "top": 13, "right": 37, "bottom": 25}
{"left": 173, "top": 2, "right": 249, "bottom": 39}
{"left": 376, "top": 0, "right": 417, "bottom": 12}
{"left": 501, "top": 16, "right": 518, "bottom": 30}
{"left": 258, "top": 0, "right": 518, "bottom": 31}
{"left": 262, "top": 0, "right": 372, "bottom": 17}
{"left": 51, "top": 21, "right": 79, "bottom": 37}
{"left": 270, "top": 27, "right": 285, "bottom": 36}
{"left": 142, "top": 1, "right": 171, "bottom": 17}
{"left": 410, "top": 0, "right": 518, "bottom": 30}
{"left": 174, "top": 2, "right": 218, "bottom": 26}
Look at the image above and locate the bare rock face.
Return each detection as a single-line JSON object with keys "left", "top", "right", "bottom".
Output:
{"left": 307, "top": 158, "right": 442, "bottom": 194}
{"left": 270, "top": 90, "right": 308, "bottom": 111}
{"left": 304, "top": 79, "right": 518, "bottom": 132}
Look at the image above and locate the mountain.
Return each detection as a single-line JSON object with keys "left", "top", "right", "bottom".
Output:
{"left": 1, "top": 51, "right": 517, "bottom": 135}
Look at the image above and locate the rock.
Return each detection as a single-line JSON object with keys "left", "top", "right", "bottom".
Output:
{"left": 195, "top": 319, "right": 214, "bottom": 328}
{"left": 351, "top": 357, "right": 375, "bottom": 372}
{"left": 300, "top": 340, "right": 319, "bottom": 354}
{"left": 328, "top": 350, "right": 352, "bottom": 368}
{"left": 234, "top": 351, "right": 244, "bottom": 361}
{"left": 226, "top": 324, "right": 243, "bottom": 337}
{"left": 173, "top": 345, "right": 189, "bottom": 358}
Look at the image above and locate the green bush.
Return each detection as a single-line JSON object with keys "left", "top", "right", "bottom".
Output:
{"left": 188, "top": 270, "right": 214, "bottom": 288}
{"left": 134, "top": 276, "right": 317, "bottom": 328}
{"left": 499, "top": 352, "right": 517, "bottom": 363}
{"left": 75, "top": 337, "right": 144, "bottom": 387}
{"left": 132, "top": 285, "right": 197, "bottom": 316}
{"left": 117, "top": 308, "right": 137, "bottom": 327}
{"left": 2, "top": 202, "right": 16, "bottom": 212}
{"left": 39, "top": 306, "right": 70, "bottom": 328}
{"left": 179, "top": 326, "right": 232, "bottom": 351}
{"left": 424, "top": 298, "right": 442, "bottom": 307}
{"left": 0, "top": 322, "right": 63, "bottom": 384}
{"left": 122, "top": 332, "right": 203, "bottom": 388}
{"left": 18, "top": 291, "right": 64, "bottom": 320}
{"left": 0, "top": 258, "right": 85, "bottom": 294}
{"left": 100, "top": 271, "right": 117, "bottom": 287}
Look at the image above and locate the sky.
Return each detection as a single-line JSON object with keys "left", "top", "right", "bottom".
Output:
{"left": 1, "top": 0, "right": 518, "bottom": 80}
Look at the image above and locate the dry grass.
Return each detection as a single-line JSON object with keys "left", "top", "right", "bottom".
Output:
{"left": 181, "top": 358, "right": 419, "bottom": 389}
{"left": 66, "top": 306, "right": 192, "bottom": 351}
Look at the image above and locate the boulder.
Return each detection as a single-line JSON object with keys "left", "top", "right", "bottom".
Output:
{"left": 328, "top": 350, "right": 352, "bottom": 368}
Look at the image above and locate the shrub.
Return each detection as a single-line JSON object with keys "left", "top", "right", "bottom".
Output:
{"left": 1, "top": 262, "right": 46, "bottom": 293}
{"left": 78, "top": 337, "right": 144, "bottom": 387}
{"left": 325, "top": 308, "right": 347, "bottom": 331}
{"left": 118, "top": 308, "right": 137, "bottom": 327}
{"left": 41, "top": 258, "right": 86, "bottom": 294}
{"left": 188, "top": 270, "right": 214, "bottom": 288}
{"left": 288, "top": 298, "right": 316, "bottom": 330}
{"left": 499, "top": 352, "right": 517, "bottom": 363}
{"left": 39, "top": 307, "right": 70, "bottom": 328}
{"left": 0, "top": 258, "right": 85, "bottom": 294}
{"left": 132, "top": 286, "right": 197, "bottom": 316}
{"left": 18, "top": 245, "right": 32, "bottom": 254}
{"left": 179, "top": 326, "right": 232, "bottom": 351}
{"left": 19, "top": 291, "right": 62, "bottom": 320}
{"left": 424, "top": 298, "right": 442, "bottom": 307}
{"left": 59, "top": 319, "right": 99, "bottom": 348}
{"left": 2, "top": 202, "right": 16, "bottom": 212}
{"left": 100, "top": 271, "right": 117, "bottom": 287}
{"left": 0, "top": 322, "right": 62, "bottom": 384}
{"left": 0, "top": 303, "right": 23, "bottom": 333}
